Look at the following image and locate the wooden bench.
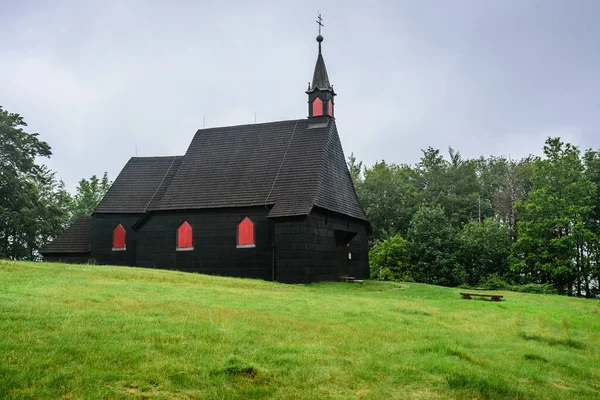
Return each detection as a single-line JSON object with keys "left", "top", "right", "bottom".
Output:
{"left": 460, "top": 292, "right": 503, "bottom": 301}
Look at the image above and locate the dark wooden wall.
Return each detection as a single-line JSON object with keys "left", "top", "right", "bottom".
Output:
{"left": 271, "top": 209, "right": 369, "bottom": 283}
{"left": 135, "top": 207, "right": 274, "bottom": 280}
{"left": 89, "top": 207, "right": 369, "bottom": 284}
{"left": 91, "top": 213, "right": 141, "bottom": 266}
{"left": 303, "top": 208, "right": 369, "bottom": 282}
{"left": 272, "top": 216, "right": 308, "bottom": 283}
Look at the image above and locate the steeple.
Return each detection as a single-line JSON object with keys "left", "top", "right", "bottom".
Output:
{"left": 306, "top": 14, "right": 336, "bottom": 119}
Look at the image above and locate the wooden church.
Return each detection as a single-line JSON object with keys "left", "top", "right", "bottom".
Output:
{"left": 41, "top": 29, "right": 371, "bottom": 283}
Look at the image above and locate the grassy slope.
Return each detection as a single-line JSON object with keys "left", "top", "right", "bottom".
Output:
{"left": 1, "top": 261, "right": 599, "bottom": 400}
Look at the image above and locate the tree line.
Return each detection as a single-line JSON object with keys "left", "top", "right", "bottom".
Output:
{"left": 3, "top": 105, "right": 600, "bottom": 297}
{"left": 351, "top": 138, "right": 600, "bottom": 298}
{"left": 0, "top": 106, "right": 111, "bottom": 260}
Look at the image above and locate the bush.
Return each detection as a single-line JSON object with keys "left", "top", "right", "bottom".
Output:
{"left": 513, "top": 283, "right": 558, "bottom": 295}
{"left": 482, "top": 274, "right": 511, "bottom": 290}
{"left": 369, "top": 234, "right": 413, "bottom": 281}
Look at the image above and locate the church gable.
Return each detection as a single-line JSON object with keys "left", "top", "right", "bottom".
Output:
{"left": 313, "top": 120, "right": 367, "bottom": 222}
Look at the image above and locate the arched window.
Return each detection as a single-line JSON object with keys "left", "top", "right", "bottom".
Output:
{"left": 312, "top": 97, "right": 323, "bottom": 117}
{"left": 237, "top": 217, "right": 255, "bottom": 248}
{"left": 177, "top": 221, "right": 193, "bottom": 250}
{"left": 327, "top": 99, "right": 333, "bottom": 117}
{"left": 112, "top": 224, "right": 126, "bottom": 251}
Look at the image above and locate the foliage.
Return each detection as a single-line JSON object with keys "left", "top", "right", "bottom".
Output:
{"left": 482, "top": 274, "right": 512, "bottom": 290}
{"left": 357, "top": 161, "right": 420, "bottom": 240}
{"left": 511, "top": 138, "right": 596, "bottom": 295}
{"left": 2, "top": 260, "right": 599, "bottom": 399}
{"left": 514, "top": 283, "right": 558, "bottom": 295}
{"left": 369, "top": 234, "right": 412, "bottom": 281}
{"left": 457, "top": 218, "right": 512, "bottom": 286}
{"left": 407, "top": 205, "right": 462, "bottom": 286}
{"left": 69, "top": 173, "right": 112, "bottom": 223}
{"left": 350, "top": 137, "right": 599, "bottom": 297}
{"left": 0, "top": 106, "right": 70, "bottom": 259}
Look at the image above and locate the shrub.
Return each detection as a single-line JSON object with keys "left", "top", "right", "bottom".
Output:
{"left": 482, "top": 274, "right": 511, "bottom": 290}
{"left": 513, "top": 283, "right": 558, "bottom": 295}
{"left": 369, "top": 234, "right": 413, "bottom": 281}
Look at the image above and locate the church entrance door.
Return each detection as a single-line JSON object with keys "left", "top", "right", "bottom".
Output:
{"left": 336, "top": 245, "right": 348, "bottom": 277}
{"left": 334, "top": 229, "right": 356, "bottom": 278}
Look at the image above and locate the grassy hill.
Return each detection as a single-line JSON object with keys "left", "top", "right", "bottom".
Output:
{"left": 1, "top": 260, "right": 599, "bottom": 399}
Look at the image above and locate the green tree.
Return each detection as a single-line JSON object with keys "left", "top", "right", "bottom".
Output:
{"left": 0, "top": 106, "right": 69, "bottom": 259}
{"left": 407, "top": 205, "right": 461, "bottom": 286}
{"left": 457, "top": 218, "right": 512, "bottom": 286}
{"left": 369, "top": 234, "right": 412, "bottom": 281}
{"left": 582, "top": 149, "right": 600, "bottom": 297}
{"left": 347, "top": 153, "right": 363, "bottom": 188}
{"left": 69, "top": 173, "right": 111, "bottom": 223}
{"left": 415, "top": 147, "right": 481, "bottom": 228}
{"left": 491, "top": 156, "right": 534, "bottom": 239}
{"left": 511, "top": 138, "right": 596, "bottom": 295}
{"left": 360, "top": 161, "right": 420, "bottom": 240}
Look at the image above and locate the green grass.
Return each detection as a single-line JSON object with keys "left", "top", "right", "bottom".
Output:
{"left": 1, "top": 260, "right": 599, "bottom": 399}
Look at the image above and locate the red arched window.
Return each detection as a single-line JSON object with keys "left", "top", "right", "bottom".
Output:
{"left": 327, "top": 99, "right": 333, "bottom": 117}
{"left": 312, "top": 97, "right": 323, "bottom": 117}
{"left": 177, "top": 221, "right": 193, "bottom": 250}
{"left": 237, "top": 217, "right": 255, "bottom": 247}
{"left": 113, "top": 224, "right": 126, "bottom": 251}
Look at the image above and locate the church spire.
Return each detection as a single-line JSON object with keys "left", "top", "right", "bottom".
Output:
{"left": 306, "top": 14, "right": 336, "bottom": 119}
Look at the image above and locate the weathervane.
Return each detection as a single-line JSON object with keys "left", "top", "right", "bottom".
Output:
{"left": 316, "top": 13, "right": 324, "bottom": 36}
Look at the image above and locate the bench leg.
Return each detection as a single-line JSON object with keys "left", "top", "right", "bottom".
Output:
{"left": 491, "top": 296, "right": 500, "bottom": 301}
{"left": 462, "top": 295, "right": 471, "bottom": 300}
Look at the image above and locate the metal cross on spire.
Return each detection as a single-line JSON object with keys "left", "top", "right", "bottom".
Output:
{"left": 316, "top": 13, "right": 324, "bottom": 36}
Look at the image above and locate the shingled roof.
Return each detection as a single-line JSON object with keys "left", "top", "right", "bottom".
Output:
{"left": 152, "top": 118, "right": 367, "bottom": 222}
{"left": 40, "top": 216, "right": 92, "bottom": 254}
{"left": 94, "top": 156, "right": 183, "bottom": 214}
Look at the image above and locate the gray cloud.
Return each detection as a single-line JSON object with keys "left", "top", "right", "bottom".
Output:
{"left": 1, "top": 0, "right": 599, "bottom": 190}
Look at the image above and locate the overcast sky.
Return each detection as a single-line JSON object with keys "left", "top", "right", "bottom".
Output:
{"left": 2, "top": 0, "right": 599, "bottom": 191}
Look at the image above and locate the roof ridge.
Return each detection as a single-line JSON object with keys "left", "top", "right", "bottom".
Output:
{"left": 143, "top": 155, "right": 179, "bottom": 212}
{"left": 131, "top": 155, "right": 183, "bottom": 160}
{"left": 195, "top": 118, "right": 305, "bottom": 133}
{"left": 311, "top": 119, "right": 337, "bottom": 213}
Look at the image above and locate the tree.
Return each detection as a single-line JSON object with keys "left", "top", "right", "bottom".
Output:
{"left": 407, "top": 205, "right": 461, "bottom": 286}
{"left": 69, "top": 173, "right": 111, "bottom": 223}
{"left": 457, "top": 218, "right": 512, "bottom": 286}
{"left": 360, "top": 161, "right": 420, "bottom": 240}
{"left": 347, "top": 153, "right": 363, "bottom": 188}
{"left": 0, "top": 106, "right": 69, "bottom": 259}
{"left": 491, "top": 156, "right": 534, "bottom": 239}
{"left": 582, "top": 149, "right": 600, "bottom": 297}
{"left": 369, "top": 234, "right": 412, "bottom": 281}
{"left": 415, "top": 147, "right": 481, "bottom": 228}
{"left": 511, "top": 138, "right": 596, "bottom": 295}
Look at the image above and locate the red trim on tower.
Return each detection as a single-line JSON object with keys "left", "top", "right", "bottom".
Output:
{"left": 177, "top": 221, "right": 193, "bottom": 249}
{"left": 312, "top": 97, "right": 323, "bottom": 116}
{"left": 237, "top": 217, "right": 255, "bottom": 247}
{"left": 113, "top": 224, "right": 126, "bottom": 250}
{"left": 327, "top": 99, "right": 333, "bottom": 117}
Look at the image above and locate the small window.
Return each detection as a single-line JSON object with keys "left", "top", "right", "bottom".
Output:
{"left": 237, "top": 217, "right": 255, "bottom": 248}
{"left": 327, "top": 99, "right": 333, "bottom": 117}
{"left": 177, "top": 221, "right": 193, "bottom": 250}
{"left": 112, "top": 224, "right": 126, "bottom": 251}
{"left": 312, "top": 97, "right": 323, "bottom": 117}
